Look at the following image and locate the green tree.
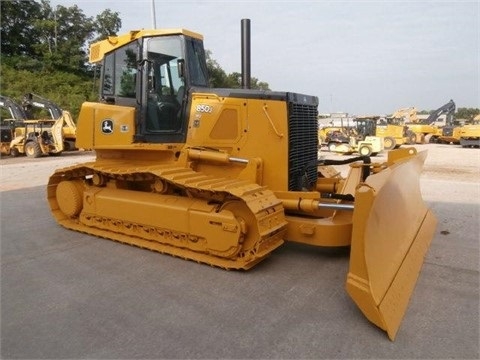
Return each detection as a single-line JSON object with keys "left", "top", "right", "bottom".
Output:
{"left": 33, "top": 1, "right": 95, "bottom": 72}
{"left": 0, "top": 0, "right": 41, "bottom": 57}
{"left": 456, "top": 107, "right": 480, "bottom": 121}
{"left": 93, "top": 9, "right": 122, "bottom": 43}
{"left": 2, "top": 0, "right": 121, "bottom": 74}
{"left": 226, "top": 72, "right": 270, "bottom": 90}
{"left": 206, "top": 51, "right": 269, "bottom": 90}
{"left": 206, "top": 50, "right": 229, "bottom": 87}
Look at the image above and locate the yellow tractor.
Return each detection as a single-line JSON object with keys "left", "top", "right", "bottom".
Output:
{"left": 22, "top": 93, "right": 78, "bottom": 151}
{"left": 459, "top": 114, "right": 480, "bottom": 148}
{"left": 0, "top": 95, "right": 64, "bottom": 157}
{"left": 47, "top": 24, "right": 436, "bottom": 340}
{"left": 326, "top": 117, "right": 384, "bottom": 156}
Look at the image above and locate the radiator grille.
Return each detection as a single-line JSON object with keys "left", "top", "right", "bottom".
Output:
{"left": 287, "top": 95, "right": 319, "bottom": 191}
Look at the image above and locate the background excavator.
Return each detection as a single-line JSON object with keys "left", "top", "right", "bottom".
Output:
{"left": 429, "top": 99, "right": 458, "bottom": 144}
{"left": 47, "top": 21, "right": 436, "bottom": 340}
{"left": 391, "top": 101, "right": 456, "bottom": 144}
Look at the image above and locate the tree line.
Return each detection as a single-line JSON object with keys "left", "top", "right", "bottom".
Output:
{"left": 0, "top": 0, "right": 476, "bottom": 121}
{"left": 0, "top": 0, "right": 269, "bottom": 119}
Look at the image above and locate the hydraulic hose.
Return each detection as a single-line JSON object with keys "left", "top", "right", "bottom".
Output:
{"left": 319, "top": 156, "right": 371, "bottom": 181}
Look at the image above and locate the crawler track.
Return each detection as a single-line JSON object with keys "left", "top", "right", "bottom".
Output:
{"left": 47, "top": 162, "right": 287, "bottom": 269}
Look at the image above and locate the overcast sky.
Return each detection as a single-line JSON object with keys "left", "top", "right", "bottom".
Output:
{"left": 50, "top": 0, "right": 479, "bottom": 115}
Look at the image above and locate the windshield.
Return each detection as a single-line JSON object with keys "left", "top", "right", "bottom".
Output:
{"left": 146, "top": 35, "right": 209, "bottom": 90}
{"left": 147, "top": 36, "right": 185, "bottom": 97}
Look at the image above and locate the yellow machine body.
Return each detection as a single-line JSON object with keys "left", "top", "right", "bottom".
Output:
{"left": 375, "top": 123, "right": 412, "bottom": 149}
{"left": 60, "top": 110, "right": 77, "bottom": 150}
{"left": 9, "top": 119, "right": 64, "bottom": 157}
{"left": 48, "top": 28, "right": 436, "bottom": 340}
{"left": 459, "top": 122, "right": 480, "bottom": 147}
{"left": 403, "top": 123, "right": 437, "bottom": 144}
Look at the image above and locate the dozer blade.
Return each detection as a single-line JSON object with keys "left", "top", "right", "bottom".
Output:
{"left": 346, "top": 149, "right": 436, "bottom": 340}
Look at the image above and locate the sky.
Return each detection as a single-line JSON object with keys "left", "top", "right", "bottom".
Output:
{"left": 49, "top": 0, "right": 479, "bottom": 115}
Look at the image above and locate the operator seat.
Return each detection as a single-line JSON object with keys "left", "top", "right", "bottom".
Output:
{"left": 146, "top": 92, "right": 177, "bottom": 131}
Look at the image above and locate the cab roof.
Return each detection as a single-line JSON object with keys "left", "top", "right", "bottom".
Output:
{"left": 89, "top": 29, "right": 204, "bottom": 63}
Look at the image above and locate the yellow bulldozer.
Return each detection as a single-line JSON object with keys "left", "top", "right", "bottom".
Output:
{"left": 47, "top": 23, "right": 436, "bottom": 340}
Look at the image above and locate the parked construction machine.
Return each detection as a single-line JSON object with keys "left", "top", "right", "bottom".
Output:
{"left": 360, "top": 115, "right": 415, "bottom": 150}
{"left": 393, "top": 100, "right": 456, "bottom": 144}
{"left": 430, "top": 100, "right": 458, "bottom": 144}
{"left": 0, "top": 95, "right": 64, "bottom": 157}
{"left": 459, "top": 114, "right": 480, "bottom": 147}
{"left": 47, "top": 23, "right": 436, "bottom": 340}
{"left": 0, "top": 95, "right": 27, "bottom": 155}
{"left": 326, "top": 117, "right": 384, "bottom": 156}
{"left": 22, "top": 93, "right": 78, "bottom": 150}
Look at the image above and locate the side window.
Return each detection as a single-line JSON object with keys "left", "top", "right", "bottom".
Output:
{"left": 115, "top": 44, "right": 137, "bottom": 98}
{"left": 101, "top": 42, "right": 138, "bottom": 98}
{"left": 102, "top": 53, "right": 114, "bottom": 95}
{"left": 186, "top": 38, "right": 209, "bottom": 87}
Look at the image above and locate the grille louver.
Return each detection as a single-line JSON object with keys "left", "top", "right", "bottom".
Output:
{"left": 287, "top": 94, "right": 319, "bottom": 191}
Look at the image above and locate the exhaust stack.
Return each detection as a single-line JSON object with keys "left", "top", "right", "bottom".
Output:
{"left": 241, "top": 19, "right": 251, "bottom": 89}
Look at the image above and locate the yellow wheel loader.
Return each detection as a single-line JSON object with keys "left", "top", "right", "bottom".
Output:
{"left": 47, "top": 23, "right": 436, "bottom": 341}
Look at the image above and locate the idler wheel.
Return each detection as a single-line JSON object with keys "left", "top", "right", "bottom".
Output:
{"left": 56, "top": 180, "right": 84, "bottom": 217}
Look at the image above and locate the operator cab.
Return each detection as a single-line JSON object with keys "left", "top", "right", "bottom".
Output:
{"left": 97, "top": 31, "right": 209, "bottom": 143}
{"left": 354, "top": 117, "right": 377, "bottom": 138}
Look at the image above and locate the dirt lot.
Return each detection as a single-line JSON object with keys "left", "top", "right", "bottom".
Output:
{"left": 1, "top": 144, "right": 479, "bottom": 359}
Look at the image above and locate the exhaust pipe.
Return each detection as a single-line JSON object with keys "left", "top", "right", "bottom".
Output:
{"left": 241, "top": 18, "right": 251, "bottom": 89}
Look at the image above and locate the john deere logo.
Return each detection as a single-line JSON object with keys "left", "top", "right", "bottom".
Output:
{"left": 101, "top": 119, "right": 113, "bottom": 134}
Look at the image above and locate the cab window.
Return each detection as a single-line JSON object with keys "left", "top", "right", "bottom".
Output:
{"left": 101, "top": 42, "right": 138, "bottom": 99}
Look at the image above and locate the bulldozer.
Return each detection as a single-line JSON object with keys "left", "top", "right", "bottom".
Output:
{"left": 47, "top": 22, "right": 436, "bottom": 340}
